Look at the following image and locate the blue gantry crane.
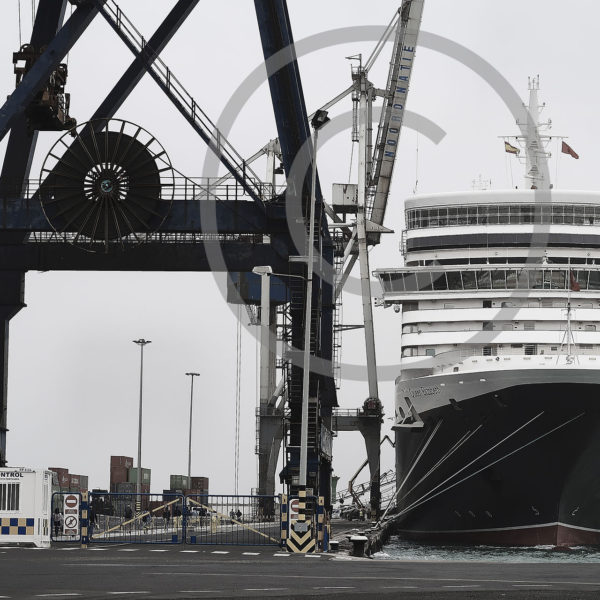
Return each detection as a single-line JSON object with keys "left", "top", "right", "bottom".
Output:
{"left": 0, "top": 0, "right": 337, "bottom": 509}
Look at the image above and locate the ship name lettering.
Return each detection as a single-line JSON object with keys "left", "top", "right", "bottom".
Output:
{"left": 412, "top": 386, "right": 440, "bottom": 398}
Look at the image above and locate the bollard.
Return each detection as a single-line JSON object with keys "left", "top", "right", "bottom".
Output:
{"left": 350, "top": 535, "right": 368, "bottom": 557}
{"left": 329, "top": 540, "right": 340, "bottom": 553}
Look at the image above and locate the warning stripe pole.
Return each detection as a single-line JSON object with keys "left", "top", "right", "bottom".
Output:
{"left": 80, "top": 491, "right": 89, "bottom": 549}
{"left": 280, "top": 494, "right": 288, "bottom": 545}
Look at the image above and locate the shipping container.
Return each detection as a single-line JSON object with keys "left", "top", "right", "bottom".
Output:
{"left": 79, "top": 475, "right": 88, "bottom": 491}
{"left": 111, "top": 456, "right": 134, "bottom": 469}
{"left": 49, "top": 467, "right": 70, "bottom": 489}
{"left": 191, "top": 476, "right": 209, "bottom": 489}
{"left": 116, "top": 482, "right": 136, "bottom": 494}
{"left": 127, "top": 467, "right": 151, "bottom": 485}
{"left": 169, "top": 475, "right": 190, "bottom": 490}
{"left": 110, "top": 466, "right": 128, "bottom": 484}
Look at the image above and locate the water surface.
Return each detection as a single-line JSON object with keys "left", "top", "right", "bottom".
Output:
{"left": 374, "top": 536, "right": 600, "bottom": 563}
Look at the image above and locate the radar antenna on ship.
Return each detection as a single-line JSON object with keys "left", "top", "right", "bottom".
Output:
{"left": 501, "top": 76, "right": 569, "bottom": 190}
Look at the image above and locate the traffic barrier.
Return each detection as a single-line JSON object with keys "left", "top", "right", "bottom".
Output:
{"left": 185, "top": 495, "right": 280, "bottom": 546}
{"left": 89, "top": 492, "right": 185, "bottom": 544}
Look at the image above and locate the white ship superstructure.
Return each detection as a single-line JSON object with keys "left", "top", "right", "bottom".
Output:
{"left": 374, "top": 81, "right": 600, "bottom": 545}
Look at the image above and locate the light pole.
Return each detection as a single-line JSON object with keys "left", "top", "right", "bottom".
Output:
{"left": 185, "top": 372, "right": 200, "bottom": 485}
{"left": 299, "top": 109, "right": 330, "bottom": 491}
{"left": 133, "top": 338, "right": 151, "bottom": 512}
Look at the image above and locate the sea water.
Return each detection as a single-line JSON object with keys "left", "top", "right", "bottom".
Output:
{"left": 374, "top": 537, "right": 600, "bottom": 563}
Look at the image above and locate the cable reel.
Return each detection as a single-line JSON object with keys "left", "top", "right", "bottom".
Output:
{"left": 39, "top": 119, "right": 174, "bottom": 252}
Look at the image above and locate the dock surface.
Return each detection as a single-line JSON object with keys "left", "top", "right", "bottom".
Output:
{"left": 1, "top": 540, "right": 600, "bottom": 599}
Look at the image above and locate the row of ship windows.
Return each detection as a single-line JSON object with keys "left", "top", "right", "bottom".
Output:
{"left": 403, "top": 323, "right": 598, "bottom": 333}
{"left": 406, "top": 204, "right": 600, "bottom": 229}
{"left": 401, "top": 344, "right": 595, "bottom": 358}
{"left": 402, "top": 300, "right": 598, "bottom": 311}
{"left": 380, "top": 268, "right": 599, "bottom": 293}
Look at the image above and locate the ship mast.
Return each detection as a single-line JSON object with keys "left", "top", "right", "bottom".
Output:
{"left": 504, "top": 76, "right": 554, "bottom": 189}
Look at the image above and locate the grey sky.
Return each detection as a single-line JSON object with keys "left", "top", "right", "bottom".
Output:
{"left": 0, "top": 1, "right": 594, "bottom": 495}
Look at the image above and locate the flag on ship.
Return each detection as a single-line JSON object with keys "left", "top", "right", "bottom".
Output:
{"left": 569, "top": 270, "right": 581, "bottom": 291}
{"left": 504, "top": 141, "right": 520, "bottom": 154}
{"left": 562, "top": 141, "right": 579, "bottom": 159}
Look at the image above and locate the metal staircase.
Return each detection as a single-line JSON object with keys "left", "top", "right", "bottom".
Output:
{"left": 95, "top": 0, "right": 266, "bottom": 204}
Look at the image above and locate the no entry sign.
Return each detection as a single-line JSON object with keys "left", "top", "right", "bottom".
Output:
{"left": 63, "top": 494, "right": 79, "bottom": 536}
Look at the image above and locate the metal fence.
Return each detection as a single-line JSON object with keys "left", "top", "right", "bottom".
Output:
{"left": 185, "top": 495, "right": 281, "bottom": 546}
{"left": 89, "top": 492, "right": 185, "bottom": 545}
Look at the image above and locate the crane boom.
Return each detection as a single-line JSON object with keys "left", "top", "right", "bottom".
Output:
{"left": 368, "top": 0, "right": 424, "bottom": 238}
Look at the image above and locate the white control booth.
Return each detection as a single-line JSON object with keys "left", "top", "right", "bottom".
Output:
{"left": 0, "top": 467, "right": 53, "bottom": 547}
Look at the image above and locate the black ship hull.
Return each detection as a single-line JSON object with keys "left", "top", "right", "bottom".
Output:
{"left": 394, "top": 382, "right": 600, "bottom": 546}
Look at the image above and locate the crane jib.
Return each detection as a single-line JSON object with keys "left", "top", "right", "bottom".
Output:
{"left": 369, "top": 0, "right": 424, "bottom": 231}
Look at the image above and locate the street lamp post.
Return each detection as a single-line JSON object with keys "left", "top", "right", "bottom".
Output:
{"left": 133, "top": 338, "right": 151, "bottom": 512}
{"left": 185, "top": 372, "right": 200, "bottom": 485}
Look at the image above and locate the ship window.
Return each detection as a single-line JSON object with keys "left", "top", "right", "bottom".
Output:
{"left": 524, "top": 322, "right": 536, "bottom": 331}
{"left": 511, "top": 344, "right": 523, "bottom": 348}
{"left": 444, "top": 303, "right": 455, "bottom": 309}
{"left": 487, "top": 205, "right": 498, "bottom": 225}
{"left": 574, "top": 205, "right": 585, "bottom": 225}
{"left": 438, "top": 208, "right": 448, "bottom": 226}
{"left": 483, "top": 300, "right": 492, "bottom": 308}
{"left": 524, "top": 344, "right": 537, "bottom": 355}
{"left": 502, "top": 323, "right": 513, "bottom": 330}
{"left": 425, "top": 348, "right": 436, "bottom": 357}
{"left": 403, "top": 302, "right": 418, "bottom": 311}
{"left": 447, "top": 207, "right": 458, "bottom": 225}
{"left": 552, "top": 205, "right": 564, "bottom": 224}
{"left": 574, "top": 270, "right": 589, "bottom": 290}
{"left": 563, "top": 205, "right": 574, "bottom": 224}
{"left": 463, "top": 272, "right": 477, "bottom": 290}
{"left": 588, "top": 271, "right": 600, "bottom": 290}
{"left": 492, "top": 270, "right": 506, "bottom": 289}
{"left": 431, "top": 271, "right": 448, "bottom": 291}
{"left": 581, "top": 344, "right": 593, "bottom": 349}
{"left": 482, "top": 346, "right": 494, "bottom": 356}
{"left": 457, "top": 207, "right": 468, "bottom": 225}
{"left": 585, "top": 325, "right": 596, "bottom": 331}
{"left": 447, "top": 271, "right": 463, "bottom": 290}
{"left": 498, "top": 206, "right": 509, "bottom": 224}
{"left": 530, "top": 270, "right": 544, "bottom": 289}
{"left": 551, "top": 346, "right": 558, "bottom": 351}
{"left": 416, "top": 272, "right": 433, "bottom": 291}
{"left": 476, "top": 270, "right": 491, "bottom": 289}
{"left": 551, "top": 270, "right": 566, "bottom": 289}
{"left": 506, "top": 270, "right": 518, "bottom": 289}
{"left": 386, "top": 273, "right": 404, "bottom": 292}
{"left": 403, "top": 272, "right": 418, "bottom": 292}
{"left": 516, "top": 270, "right": 529, "bottom": 289}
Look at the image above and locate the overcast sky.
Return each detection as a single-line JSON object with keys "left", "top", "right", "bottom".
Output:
{"left": 1, "top": 1, "right": 596, "bottom": 496}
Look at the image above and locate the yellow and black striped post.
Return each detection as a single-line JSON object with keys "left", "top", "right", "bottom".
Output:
{"left": 80, "top": 491, "right": 89, "bottom": 549}
{"left": 280, "top": 494, "right": 288, "bottom": 546}
{"left": 317, "top": 496, "right": 325, "bottom": 550}
{"left": 287, "top": 489, "right": 316, "bottom": 553}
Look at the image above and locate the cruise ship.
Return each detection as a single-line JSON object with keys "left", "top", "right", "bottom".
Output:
{"left": 375, "top": 79, "right": 600, "bottom": 546}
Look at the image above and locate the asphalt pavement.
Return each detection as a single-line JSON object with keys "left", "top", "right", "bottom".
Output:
{"left": 1, "top": 542, "right": 600, "bottom": 599}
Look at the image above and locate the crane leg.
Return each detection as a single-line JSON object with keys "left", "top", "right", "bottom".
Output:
{"left": 0, "top": 272, "right": 25, "bottom": 467}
